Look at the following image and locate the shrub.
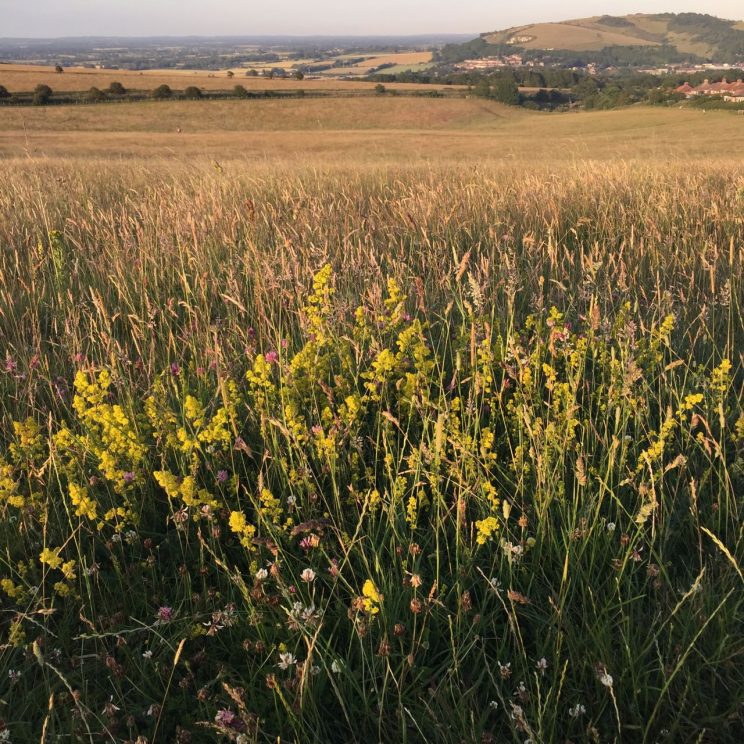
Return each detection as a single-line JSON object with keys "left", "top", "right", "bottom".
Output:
{"left": 232, "top": 84, "right": 249, "bottom": 98}
{"left": 151, "top": 84, "right": 172, "bottom": 100}
{"left": 107, "top": 82, "right": 126, "bottom": 95}
{"left": 33, "top": 84, "right": 52, "bottom": 105}
{"left": 85, "top": 87, "right": 106, "bottom": 102}
{"left": 375, "top": 83, "right": 387, "bottom": 95}
{"left": 183, "top": 86, "right": 203, "bottom": 100}
{"left": 0, "top": 85, "right": 10, "bottom": 99}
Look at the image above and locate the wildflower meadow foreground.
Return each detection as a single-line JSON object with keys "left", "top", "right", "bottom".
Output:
{"left": 0, "top": 164, "right": 742, "bottom": 742}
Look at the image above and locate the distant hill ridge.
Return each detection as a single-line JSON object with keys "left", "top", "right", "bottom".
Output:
{"left": 439, "top": 13, "right": 744, "bottom": 66}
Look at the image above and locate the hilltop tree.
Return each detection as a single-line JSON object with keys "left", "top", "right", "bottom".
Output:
{"left": 184, "top": 86, "right": 203, "bottom": 99}
{"left": 151, "top": 84, "right": 172, "bottom": 100}
{"left": 226, "top": 70, "right": 235, "bottom": 79}
{"left": 33, "top": 84, "right": 53, "bottom": 105}
{"left": 107, "top": 82, "right": 127, "bottom": 95}
{"left": 294, "top": 70, "right": 305, "bottom": 81}
{"left": 232, "top": 85, "right": 249, "bottom": 98}
{"left": 54, "top": 65, "right": 64, "bottom": 74}
{"left": 0, "top": 85, "right": 10, "bottom": 99}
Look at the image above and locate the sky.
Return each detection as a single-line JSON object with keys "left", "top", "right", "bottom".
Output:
{"left": 1, "top": 1, "right": 743, "bottom": 38}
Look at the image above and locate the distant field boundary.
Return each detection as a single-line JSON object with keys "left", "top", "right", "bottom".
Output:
{"left": 0, "top": 86, "right": 461, "bottom": 108}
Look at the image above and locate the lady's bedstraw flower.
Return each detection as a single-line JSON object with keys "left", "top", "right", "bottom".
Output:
{"left": 361, "top": 579, "right": 381, "bottom": 614}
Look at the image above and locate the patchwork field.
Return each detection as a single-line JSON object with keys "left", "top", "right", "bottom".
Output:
{"left": 0, "top": 96, "right": 742, "bottom": 742}
{"left": 0, "top": 62, "right": 447, "bottom": 93}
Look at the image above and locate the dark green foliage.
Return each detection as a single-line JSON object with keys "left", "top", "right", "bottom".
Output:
{"left": 33, "top": 84, "right": 52, "bottom": 105}
{"left": 151, "top": 84, "right": 173, "bottom": 100}
{"left": 85, "top": 87, "right": 106, "bottom": 102}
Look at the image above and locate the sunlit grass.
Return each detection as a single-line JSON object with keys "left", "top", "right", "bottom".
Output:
{"left": 0, "top": 161, "right": 742, "bottom": 742}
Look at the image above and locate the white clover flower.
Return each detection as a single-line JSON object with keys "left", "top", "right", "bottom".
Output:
{"left": 142, "top": 649, "right": 153, "bottom": 659}
{"left": 599, "top": 671, "right": 614, "bottom": 688}
{"left": 255, "top": 568, "right": 269, "bottom": 581}
{"left": 536, "top": 657, "right": 548, "bottom": 674}
{"left": 331, "top": 659, "right": 342, "bottom": 674}
{"left": 606, "top": 522, "right": 617, "bottom": 532}
{"left": 568, "top": 703, "right": 586, "bottom": 718}
{"left": 301, "top": 568, "right": 316, "bottom": 582}
{"left": 489, "top": 700, "right": 499, "bottom": 710}
{"left": 277, "top": 652, "right": 297, "bottom": 670}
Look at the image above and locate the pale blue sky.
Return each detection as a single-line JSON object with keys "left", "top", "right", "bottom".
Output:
{"left": 1, "top": 1, "right": 742, "bottom": 37}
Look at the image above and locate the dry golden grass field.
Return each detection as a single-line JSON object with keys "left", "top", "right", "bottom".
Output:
{"left": 1, "top": 97, "right": 743, "bottom": 165}
{"left": 0, "top": 62, "right": 447, "bottom": 93}
{"left": 0, "top": 85, "right": 743, "bottom": 743}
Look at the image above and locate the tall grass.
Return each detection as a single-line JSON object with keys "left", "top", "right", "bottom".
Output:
{"left": 0, "top": 160, "right": 742, "bottom": 742}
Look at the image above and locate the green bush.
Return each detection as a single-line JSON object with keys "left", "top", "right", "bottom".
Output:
{"left": 85, "top": 87, "right": 106, "bottom": 102}
{"left": 151, "top": 84, "right": 172, "bottom": 100}
{"left": 33, "top": 84, "right": 52, "bottom": 105}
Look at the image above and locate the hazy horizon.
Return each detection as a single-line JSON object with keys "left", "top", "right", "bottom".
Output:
{"left": 2, "top": 1, "right": 743, "bottom": 38}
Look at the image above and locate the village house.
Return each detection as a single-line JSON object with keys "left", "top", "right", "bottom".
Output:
{"left": 675, "top": 77, "right": 744, "bottom": 102}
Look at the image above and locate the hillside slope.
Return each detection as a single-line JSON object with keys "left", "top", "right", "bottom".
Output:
{"left": 472, "top": 13, "right": 744, "bottom": 63}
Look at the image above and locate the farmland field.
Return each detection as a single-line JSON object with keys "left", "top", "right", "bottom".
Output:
{"left": 0, "top": 62, "right": 449, "bottom": 93}
{"left": 0, "top": 98, "right": 742, "bottom": 742}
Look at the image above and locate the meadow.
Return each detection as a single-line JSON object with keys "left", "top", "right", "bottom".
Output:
{"left": 0, "top": 101, "right": 742, "bottom": 743}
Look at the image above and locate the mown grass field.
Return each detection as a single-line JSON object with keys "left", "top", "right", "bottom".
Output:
{"left": 0, "top": 100, "right": 742, "bottom": 743}
{"left": 2, "top": 98, "right": 744, "bottom": 164}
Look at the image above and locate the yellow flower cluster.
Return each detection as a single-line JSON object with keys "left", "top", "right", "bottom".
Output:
{"left": 72, "top": 369, "right": 147, "bottom": 492}
{"left": 154, "top": 470, "right": 218, "bottom": 511}
{"left": 69, "top": 482, "right": 97, "bottom": 521}
{"left": 228, "top": 510, "right": 257, "bottom": 549}
{"left": 362, "top": 579, "right": 381, "bottom": 615}
{"left": 475, "top": 516, "right": 501, "bottom": 545}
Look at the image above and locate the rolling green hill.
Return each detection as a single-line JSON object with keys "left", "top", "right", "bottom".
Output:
{"left": 440, "top": 13, "right": 744, "bottom": 66}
